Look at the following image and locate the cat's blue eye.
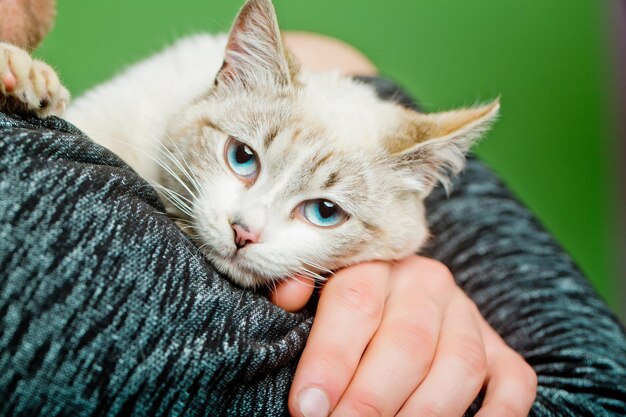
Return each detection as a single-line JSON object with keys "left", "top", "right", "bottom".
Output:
{"left": 225, "top": 137, "right": 259, "bottom": 181}
{"left": 301, "top": 199, "right": 348, "bottom": 228}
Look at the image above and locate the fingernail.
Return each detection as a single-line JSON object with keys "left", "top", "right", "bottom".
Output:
{"left": 298, "top": 387, "right": 330, "bottom": 417}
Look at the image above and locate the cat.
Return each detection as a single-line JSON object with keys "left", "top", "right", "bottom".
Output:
{"left": 0, "top": 0, "right": 498, "bottom": 289}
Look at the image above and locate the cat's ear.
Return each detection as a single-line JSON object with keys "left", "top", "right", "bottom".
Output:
{"left": 216, "top": 0, "right": 298, "bottom": 88}
{"left": 387, "top": 99, "right": 500, "bottom": 195}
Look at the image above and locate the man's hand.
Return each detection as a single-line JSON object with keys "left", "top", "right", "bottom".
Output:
{"left": 271, "top": 256, "right": 537, "bottom": 417}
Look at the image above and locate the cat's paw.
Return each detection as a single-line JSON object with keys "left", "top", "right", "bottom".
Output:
{"left": 0, "top": 42, "right": 69, "bottom": 117}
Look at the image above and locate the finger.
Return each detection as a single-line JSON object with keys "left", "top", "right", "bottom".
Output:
{"left": 269, "top": 275, "right": 315, "bottom": 312}
{"left": 398, "top": 291, "right": 487, "bottom": 417}
{"left": 475, "top": 314, "right": 537, "bottom": 417}
{"left": 288, "top": 262, "right": 391, "bottom": 417}
{"left": 331, "top": 257, "right": 455, "bottom": 416}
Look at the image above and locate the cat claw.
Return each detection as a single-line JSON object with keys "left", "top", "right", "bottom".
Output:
{"left": 0, "top": 42, "right": 69, "bottom": 117}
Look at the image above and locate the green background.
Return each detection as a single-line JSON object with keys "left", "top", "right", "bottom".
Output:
{"left": 36, "top": 0, "right": 620, "bottom": 312}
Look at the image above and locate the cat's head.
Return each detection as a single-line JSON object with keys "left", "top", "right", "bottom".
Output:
{"left": 164, "top": 0, "right": 499, "bottom": 288}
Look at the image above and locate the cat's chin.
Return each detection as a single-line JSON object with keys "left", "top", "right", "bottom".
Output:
{"left": 208, "top": 251, "right": 276, "bottom": 288}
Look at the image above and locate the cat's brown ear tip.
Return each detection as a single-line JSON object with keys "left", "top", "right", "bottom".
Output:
{"left": 235, "top": 0, "right": 279, "bottom": 30}
{"left": 491, "top": 96, "right": 501, "bottom": 112}
{"left": 479, "top": 97, "right": 501, "bottom": 120}
{"left": 242, "top": 0, "right": 275, "bottom": 12}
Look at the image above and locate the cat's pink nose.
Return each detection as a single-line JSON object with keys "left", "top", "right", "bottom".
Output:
{"left": 231, "top": 223, "right": 259, "bottom": 249}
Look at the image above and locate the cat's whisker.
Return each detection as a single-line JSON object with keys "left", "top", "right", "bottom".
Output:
{"left": 149, "top": 182, "right": 195, "bottom": 207}
{"left": 150, "top": 183, "right": 195, "bottom": 217}
{"left": 137, "top": 132, "right": 208, "bottom": 208}
{"left": 304, "top": 260, "right": 334, "bottom": 276}
{"left": 153, "top": 136, "right": 205, "bottom": 199}
{"left": 181, "top": 224, "right": 206, "bottom": 234}
{"left": 293, "top": 265, "right": 326, "bottom": 284}
{"left": 175, "top": 217, "right": 204, "bottom": 229}
{"left": 144, "top": 179, "right": 204, "bottom": 212}
{"left": 292, "top": 255, "right": 334, "bottom": 276}
{"left": 302, "top": 272, "right": 326, "bottom": 284}
{"left": 105, "top": 136, "right": 200, "bottom": 204}
{"left": 162, "top": 133, "right": 209, "bottom": 200}
{"left": 159, "top": 194, "right": 193, "bottom": 217}
{"left": 182, "top": 226, "right": 212, "bottom": 248}
{"left": 151, "top": 148, "right": 201, "bottom": 202}
{"left": 284, "top": 273, "right": 318, "bottom": 289}
{"left": 152, "top": 158, "right": 199, "bottom": 209}
{"left": 296, "top": 258, "right": 332, "bottom": 274}
{"left": 197, "top": 242, "right": 217, "bottom": 258}
{"left": 296, "top": 266, "right": 329, "bottom": 281}
{"left": 269, "top": 279, "right": 278, "bottom": 296}
{"left": 178, "top": 225, "right": 198, "bottom": 234}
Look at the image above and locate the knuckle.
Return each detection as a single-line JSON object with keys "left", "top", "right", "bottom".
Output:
{"left": 421, "top": 257, "right": 451, "bottom": 275}
{"left": 335, "top": 280, "right": 384, "bottom": 321}
{"left": 348, "top": 391, "right": 385, "bottom": 417}
{"left": 452, "top": 336, "right": 487, "bottom": 377}
{"left": 522, "top": 361, "right": 538, "bottom": 394}
{"left": 313, "top": 346, "right": 355, "bottom": 380}
{"left": 416, "top": 400, "right": 445, "bottom": 417}
{"left": 494, "top": 402, "right": 525, "bottom": 417}
{"left": 508, "top": 351, "right": 537, "bottom": 394}
{"left": 422, "top": 298, "right": 442, "bottom": 322}
{"left": 462, "top": 296, "right": 481, "bottom": 316}
{"left": 424, "top": 259, "right": 455, "bottom": 290}
{"left": 387, "top": 320, "right": 437, "bottom": 357}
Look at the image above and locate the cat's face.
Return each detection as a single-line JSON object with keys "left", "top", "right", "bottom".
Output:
{"left": 163, "top": 0, "right": 498, "bottom": 288}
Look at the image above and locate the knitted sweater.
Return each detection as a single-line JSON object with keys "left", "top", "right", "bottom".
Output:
{"left": 1, "top": 82, "right": 625, "bottom": 416}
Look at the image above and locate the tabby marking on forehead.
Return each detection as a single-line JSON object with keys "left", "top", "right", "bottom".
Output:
{"left": 279, "top": 151, "right": 334, "bottom": 196}
{"left": 172, "top": 117, "right": 218, "bottom": 147}
{"left": 288, "top": 122, "right": 323, "bottom": 147}
{"left": 264, "top": 126, "right": 280, "bottom": 148}
{"left": 309, "top": 152, "right": 332, "bottom": 176}
{"left": 197, "top": 117, "right": 222, "bottom": 133}
{"left": 323, "top": 171, "right": 340, "bottom": 189}
{"left": 291, "top": 127, "right": 303, "bottom": 143}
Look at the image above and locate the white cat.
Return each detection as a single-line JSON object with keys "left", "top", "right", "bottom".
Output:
{"left": 0, "top": 0, "right": 498, "bottom": 289}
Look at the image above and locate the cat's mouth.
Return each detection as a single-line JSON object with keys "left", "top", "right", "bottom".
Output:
{"left": 207, "top": 246, "right": 327, "bottom": 289}
{"left": 188, "top": 223, "right": 327, "bottom": 288}
{"left": 208, "top": 248, "right": 281, "bottom": 288}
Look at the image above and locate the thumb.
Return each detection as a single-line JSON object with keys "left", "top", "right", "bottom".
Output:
{"left": 270, "top": 275, "right": 315, "bottom": 312}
